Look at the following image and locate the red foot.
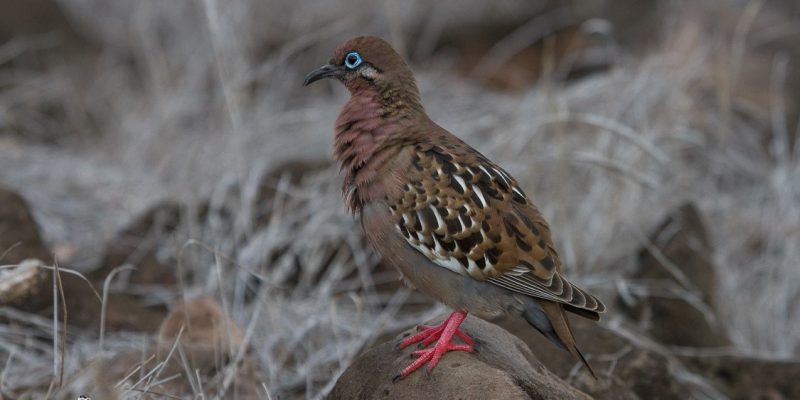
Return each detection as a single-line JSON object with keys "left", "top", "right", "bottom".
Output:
{"left": 396, "top": 310, "right": 475, "bottom": 379}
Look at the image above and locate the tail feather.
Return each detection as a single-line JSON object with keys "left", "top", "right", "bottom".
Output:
{"left": 524, "top": 300, "right": 598, "bottom": 379}
{"left": 564, "top": 304, "right": 601, "bottom": 321}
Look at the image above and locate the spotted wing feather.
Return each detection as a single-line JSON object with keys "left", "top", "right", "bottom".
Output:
{"left": 388, "top": 141, "right": 605, "bottom": 315}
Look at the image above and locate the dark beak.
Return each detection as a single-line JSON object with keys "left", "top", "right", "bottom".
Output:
{"left": 303, "top": 64, "right": 344, "bottom": 86}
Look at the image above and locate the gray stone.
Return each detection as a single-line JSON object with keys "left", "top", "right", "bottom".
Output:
{"left": 330, "top": 315, "right": 591, "bottom": 400}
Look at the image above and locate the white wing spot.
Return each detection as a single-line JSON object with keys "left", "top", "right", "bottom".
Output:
{"left": 430, "top": 205, "right": 445, "bottom": 232}
{"left": 453, "top": 175, "right": 467, "bottom": 192}
{"left": 479, "top": 229, "right": 491, "bottom": 243}
{"left": 432, "top": 235, "right": 443, "bottom": 253}
{"left": 440, "top": 257, "right": 466, "bottom": 273}
{"left": 483, "top": 255, "right": 494, "bottom": 271}
{"left": 509, "top": 266, "right": 529, "bottom": 276}
{"left": 457, "top": 215, "right": 470, "bottom": 233}
{"left": 493, "top": 167, "right": 511, "bottom": 186}
{"left": 453, "top": 216, "right": 464, "bottom": 233}
{"left": 472, "top": 185, "right": 488, "bottom": 208}
{"left": 406, "top": 239, "right": 466, "bottom": 275}
{"left": 416, "top": 210, "right": 428, "bottom": 231}
{"left": 466, "top": 257, "right": 481, "bottom": 276}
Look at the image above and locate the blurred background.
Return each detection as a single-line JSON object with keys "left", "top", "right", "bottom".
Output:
{"left": 0, "top": 0, "right": 799, "bottom": 398}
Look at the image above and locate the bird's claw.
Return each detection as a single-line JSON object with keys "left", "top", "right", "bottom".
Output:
{"left": 398, "top": 342, "right": 474, "bottom": 379}
{"left": 395, "top": 310, "right": 474, "bottom": 380}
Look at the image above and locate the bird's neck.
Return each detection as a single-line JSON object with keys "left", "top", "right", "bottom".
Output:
{"left": 334, "top": 84, "right": 424, "bottom": 213}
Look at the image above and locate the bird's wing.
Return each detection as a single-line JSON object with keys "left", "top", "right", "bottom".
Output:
{"left": 388, "top": 141, "right": 605, "bottom": 314}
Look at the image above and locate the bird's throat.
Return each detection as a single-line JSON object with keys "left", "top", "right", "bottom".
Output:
{"left": 333, "top": 87, "right": 405, "bottom": 213}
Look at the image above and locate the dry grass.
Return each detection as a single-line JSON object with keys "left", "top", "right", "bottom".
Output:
{"left": 0, "top": 0, "right": 799, "bottom": 398}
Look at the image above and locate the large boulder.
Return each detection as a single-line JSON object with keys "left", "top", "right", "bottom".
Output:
{"left": 330, "top": 315, "right": 591, "bottom": 400}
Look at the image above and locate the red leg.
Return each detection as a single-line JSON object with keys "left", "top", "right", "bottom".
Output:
{"left": 396, "top": 310, "right": 475, "bottom": 379}
{"left": 398, "top": 310, "right": 475, "bottom": 349}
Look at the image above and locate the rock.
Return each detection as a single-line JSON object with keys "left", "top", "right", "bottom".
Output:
{"left": 682, "top": 355, "right": 800, "bottom": 400}
{"left": 151, "top": 297, "right": 262, "bottom": 398}
{"left": 0, "top": 187, "right": 52, "bottom": 311}
{"left": 0, "top": 0, "right": 93, "bottom": 50}
{"left": 621, "top": 203, "right": 731, "bottom": 348}
{"left": 64, "top": 290, "right": 166, "bottom": 333}
{"left": 157, "top": 297, "right": 244, "bottom": 371}
{"left": 0, "top": 0, "right": 78, "bottom": 40}
{"left": 58, "top": 201, "right": 182, "bottom": 331}
{"left": 0, "top": 259, "right": 50, "bottom": 310}
{"left": 330, "top": 315, "right": 591, "bottom": 400}
{"left": 0, "top": 187, "right": 168, "bottom": 326}
{"left": 92, "top": 200, "right": 182, "bottom": 287}
{"left": 0, "top": 187, "right": 50, "bottom": 264}
{"left": 63, "top": 200, "right": 179, "bottom": 331}
{"left": 72, "top": 297, "right": 261, "bottom": 399}
{"left": 49, "top": 201, "right": 181, "bottom": 333}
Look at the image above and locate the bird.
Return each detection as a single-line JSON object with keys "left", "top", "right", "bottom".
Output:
{"left": 304, "top": 36, "right": 606, "bottom": 380}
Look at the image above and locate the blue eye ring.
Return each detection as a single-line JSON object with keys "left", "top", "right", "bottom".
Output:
{"left": 344, "top": 51, "right": 363, "bottom": 69}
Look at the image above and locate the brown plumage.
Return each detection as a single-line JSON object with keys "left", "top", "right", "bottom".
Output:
{"left": 305, "top": 36, "right": 606, "bottom": 379}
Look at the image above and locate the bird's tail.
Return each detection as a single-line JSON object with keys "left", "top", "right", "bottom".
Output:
{"left": 523, "top": 300, "right": 597, "bottom": 379}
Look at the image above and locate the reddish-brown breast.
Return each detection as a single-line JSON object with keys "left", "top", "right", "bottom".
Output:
{"left": 333, "top": 82, "right": 409, "bottom": 212}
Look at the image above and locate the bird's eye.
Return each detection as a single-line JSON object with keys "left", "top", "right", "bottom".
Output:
{"left": 344, "top": 51, "right": 363, "bottom": 69}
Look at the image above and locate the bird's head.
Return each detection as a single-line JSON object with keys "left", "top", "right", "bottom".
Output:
{"left": 304, "top": 36, "right": 420, "bottom": 102}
